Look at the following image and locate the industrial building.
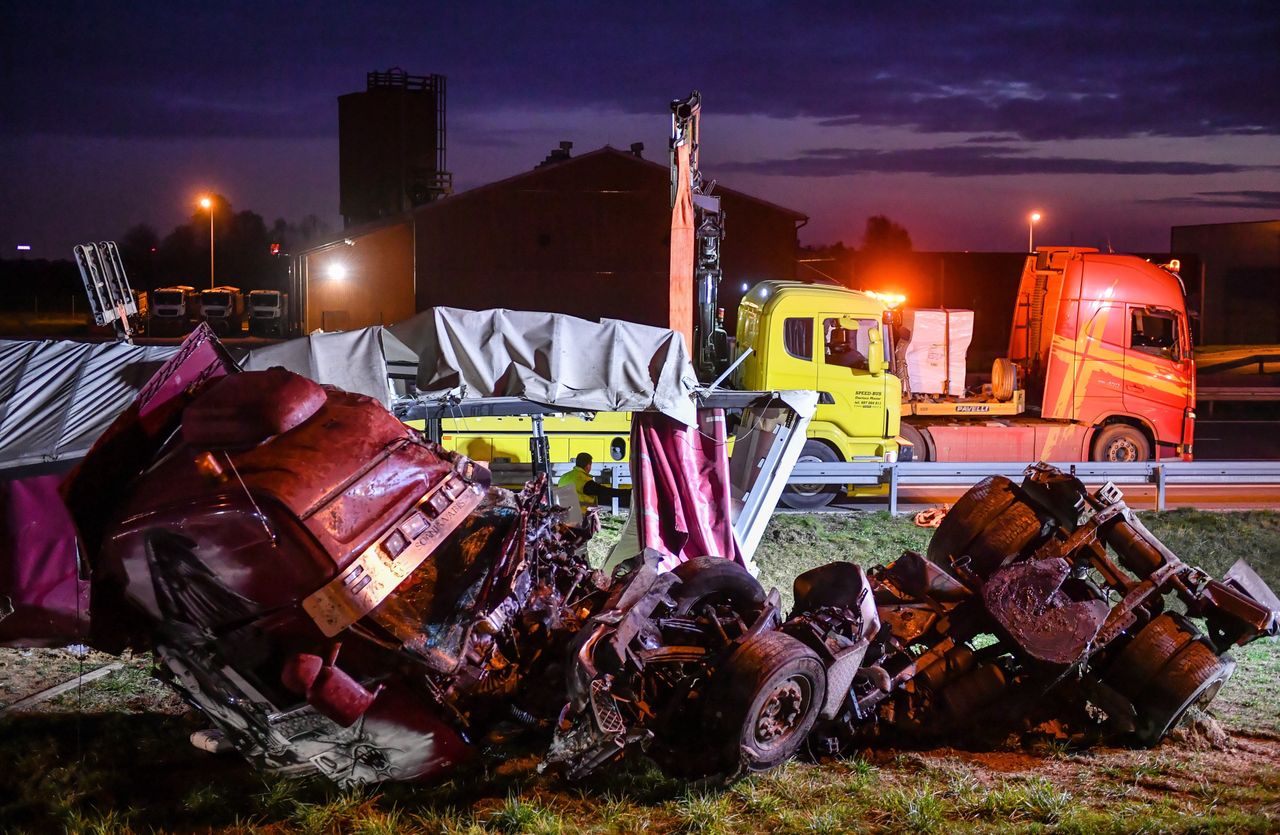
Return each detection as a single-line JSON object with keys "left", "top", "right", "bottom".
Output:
{"left": 1171, "top": 219, "right": 1280, "bottom": 345}
{"left": 295, "top": 145, "right": 807, "bottom": 336}
{"left": 338, "top": 69, "right": 451, "bottom": 226}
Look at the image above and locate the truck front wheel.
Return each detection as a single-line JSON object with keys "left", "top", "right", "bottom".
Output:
{"left": 1092, "top": 424, "right": 1151, "bottom": 462}
{"left": 780, "top": 440, "right": 840, "bottom": 510}
{"left": 900, "top": 422, "right": 931, "bottom": 462}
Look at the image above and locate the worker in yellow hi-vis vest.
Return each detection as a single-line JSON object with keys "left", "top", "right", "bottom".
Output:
{"left": 557, "top": 452, "right": 629, "bottom": 514}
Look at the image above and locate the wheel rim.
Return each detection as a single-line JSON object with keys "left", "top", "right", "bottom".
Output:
{"left": 1107, "top": 437, "right": 1139, "bottom": 462}
{"left": 753, "top": 675, "right": 812, "bottom": 750}
{"left": 791, "top": 454, "right": 824, "bottom": 496}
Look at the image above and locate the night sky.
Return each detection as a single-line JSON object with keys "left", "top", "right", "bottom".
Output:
{"left": 3, "top": 2, "right": 1278, "bottom": 259}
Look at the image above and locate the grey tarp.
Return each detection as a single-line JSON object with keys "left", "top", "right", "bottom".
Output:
{"left": 0, "top": 339, "right": 177, "bottom": 470}
{"left": 0, "top": 307, "right": 701, "bottom": 471}
{"left": 240, "top": 327, "right": 394, "bottom": 405}
{"left": 388, "top": 308, "right": 700, "bottom": 426}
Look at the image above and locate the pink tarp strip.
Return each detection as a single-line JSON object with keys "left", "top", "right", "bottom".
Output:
{"left": 0, "top": 474, "right": 88, "bottom": 647}
{"left": 633, "top": 409, "right": 739, "bottom": 571}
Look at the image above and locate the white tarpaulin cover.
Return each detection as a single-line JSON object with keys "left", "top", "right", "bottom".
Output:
{"left": 388, "top": 308, "right": 700, "bottom": 426}
{"left": 901, "top": 309, "right": 974, "bottom": 397}
{"left": 0, "top": 339, "right": 178, "bottom": 470}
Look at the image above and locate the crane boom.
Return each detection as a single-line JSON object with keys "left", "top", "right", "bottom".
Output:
{"left": 670, "top": 91, "right": 728, "bottom": 380}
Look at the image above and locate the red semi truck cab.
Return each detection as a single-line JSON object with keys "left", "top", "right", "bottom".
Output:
{"left": 1008, "top": 247, "right": 1194, "bottom": 461}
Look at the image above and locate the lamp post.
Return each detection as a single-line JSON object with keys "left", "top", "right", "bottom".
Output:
{"left": 200, "top": 196, "right": 215, "bottom": 289}
{"left": 1028, "top": 211, "right": 1042, "bottom": 254}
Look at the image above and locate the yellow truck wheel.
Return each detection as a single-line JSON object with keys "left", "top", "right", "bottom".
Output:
{"left": 780, "top": 440, "right": 839, "bottom": 510}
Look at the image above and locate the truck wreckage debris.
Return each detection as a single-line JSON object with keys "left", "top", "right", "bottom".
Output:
{"left": 14, "top": 345, "right": 1279, "bottom": 789}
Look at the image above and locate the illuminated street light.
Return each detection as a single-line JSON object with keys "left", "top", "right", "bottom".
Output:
{"left": 326, "top": 263, "right": 348, "bottom": 281}
{"left": 1029, "top": 211, "right": 1042, "bottom": 253}
{"left": 200, "top": 196, "right": 215, "bottom": 289}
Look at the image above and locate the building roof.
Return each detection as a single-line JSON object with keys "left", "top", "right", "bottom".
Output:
{"left": 299, "top": 145, "right": 808, "bottom": 255}
{"left": 419, "top": 145, "right": 808, "bottom": 221}
{"left": 1171, "top": 218, "right": 1280, "bottom": 231}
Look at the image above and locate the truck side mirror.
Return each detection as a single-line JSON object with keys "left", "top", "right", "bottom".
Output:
{"left": 867, "top": 328, "right": 886, "bottom": 376}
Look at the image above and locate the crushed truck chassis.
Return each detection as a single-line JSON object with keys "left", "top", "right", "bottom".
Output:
{"left": 12, "top": 326, "right": 1276, "bottom": 789}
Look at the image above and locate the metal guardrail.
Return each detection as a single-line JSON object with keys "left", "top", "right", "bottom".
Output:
{"left": 493, "top": 461, "right": 1280, "bottom": 515}
{"left": 1197, "top": 387, "right": 1280, "bottom": 401}
{"left": 790, "top": 460, "right": 1280, "bottom": 513}
{"left": 1196, "top": 352, "right": 1280, "bottom": 375}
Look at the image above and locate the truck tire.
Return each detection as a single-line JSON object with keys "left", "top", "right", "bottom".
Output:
{"left": 780, "top": 440, "right": 839, "bottom": 510}
{"left": 991, "top": 358, "right": 1017, "bottom": 402}
{"left": 926, "top": 476, "right": 1049, "bottom": 579}
{"left": 702, "top": 631, "right": 826, "bottom": 780}
{"left": 1092, "top": 424, "right": 1150, "bottom": 462}
{"left": 670, "top": 556, "right": 766, "bottom": 618}
{"left": 1132, "top": 641, "right": 1235, "bottom": 746}
{"left": 1103, "top": 613, "right": 1197, "bottom": 700}
{"left": 900, "top": 422, "right": 931, "bottom": 462}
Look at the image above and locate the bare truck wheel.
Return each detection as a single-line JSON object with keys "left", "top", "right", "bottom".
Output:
{"left": 702, "top": 631, "right": 826, "bottom": 780}
{"left": 1103, "top": 613, "right": 1237, "bottom": 745}
{"left": 780, "top": 440, "right": 839, "bottom": 510}
{"left": 670, "top": 556, "right": 766, "bottom": 618}
{"left": 1104, "top": 613, "right": 1197, "bottom": 700}
{"left": 1134, "top": 640, "right": 1235, "bottom": 745}
{"left": 926, "top": 476, "right": 1048, "bottom": 579}
{"left": 1092, "top": 424, "right": 1151, "bottom": 462}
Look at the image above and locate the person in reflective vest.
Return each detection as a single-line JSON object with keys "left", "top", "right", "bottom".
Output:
{"left": 557, "top": 452, "right": 628, "bottom": 514}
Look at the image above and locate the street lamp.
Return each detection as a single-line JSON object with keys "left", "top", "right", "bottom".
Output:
{"left": 199, "top": 196, "right": 215, "bottom": 289}
{"left": 1028, "top": 211, "right": 1042, "bottom": 253}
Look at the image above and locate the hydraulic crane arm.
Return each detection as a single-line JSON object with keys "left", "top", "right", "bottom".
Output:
{"left": 670, "top": 91, "right": 728, "bottom": 381}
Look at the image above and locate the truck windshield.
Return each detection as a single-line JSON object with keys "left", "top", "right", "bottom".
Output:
{"left": 204, "top": 293, "right": 230, "bottom": 307}
{"left": 154, "top": 291, "right": 183, "bottom": 306}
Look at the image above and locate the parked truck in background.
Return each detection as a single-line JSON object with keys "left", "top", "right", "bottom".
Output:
{"left": 199, "top": 286, "right": 245, "bottom": 336}
{"left": 247, "top": 289, "right": 289, "bottom": 337}
{"left": 131, "top": 289, "right": 148, "bottom": 335}
{"left": 147, "top": 285, "right": 199, "bottom": 337}
{"left": 735, "top": 246, "right": 1194, "bottom": 507}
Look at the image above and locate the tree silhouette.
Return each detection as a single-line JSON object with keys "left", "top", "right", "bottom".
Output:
{"left": 119, "top": 195, "right": 314, "bottom": 293}
{"left": 118, "top": 224, "right": 160, "bottom": 291}
{"left": 861, "top": 215, "right": 913, "bottom": 254}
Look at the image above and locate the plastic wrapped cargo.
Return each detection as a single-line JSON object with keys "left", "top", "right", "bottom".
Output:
{"left": 900, "top": 309, "right": 973, "bottom": 396}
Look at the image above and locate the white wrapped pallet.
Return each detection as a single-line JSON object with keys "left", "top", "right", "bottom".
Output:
{"left": 900, "top": 309, "right": 973, "bottom": 396}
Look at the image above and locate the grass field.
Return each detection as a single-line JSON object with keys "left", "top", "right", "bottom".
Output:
{"left": 2, "top": 509, "right": 1277, "bottom": 833}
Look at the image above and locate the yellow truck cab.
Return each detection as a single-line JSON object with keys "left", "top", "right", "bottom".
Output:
{"left": 734, "top": 281, "right": 901, "bottom": 507}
